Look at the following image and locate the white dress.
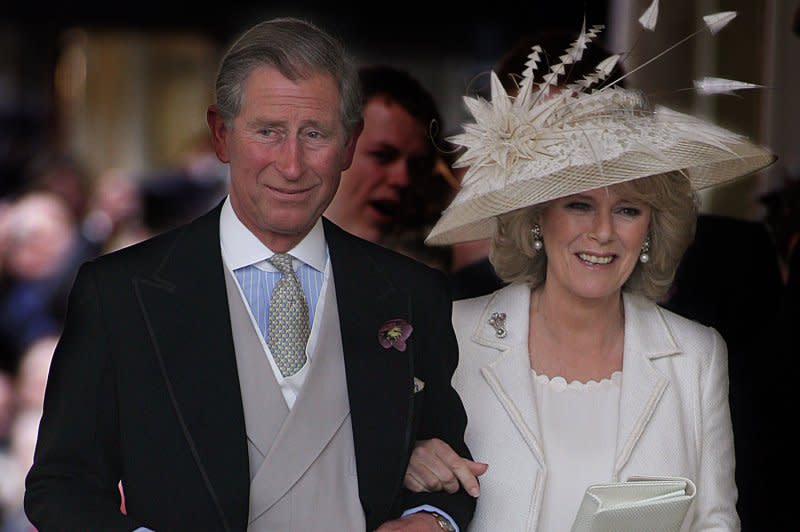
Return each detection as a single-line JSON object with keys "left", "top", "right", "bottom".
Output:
{"left": 531, "top": 370, "right": 621, "bottom": 531}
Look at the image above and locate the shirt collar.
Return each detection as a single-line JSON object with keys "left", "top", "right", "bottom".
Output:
{"left": 219, "top": 196, "right": 327, "bottom": 272}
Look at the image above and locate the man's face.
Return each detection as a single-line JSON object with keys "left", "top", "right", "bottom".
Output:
{"left": 208, "top": 65, "right": 359, "bottom": 251}
{"left": 325, "top": 96, "right": 431, "bottom": 243}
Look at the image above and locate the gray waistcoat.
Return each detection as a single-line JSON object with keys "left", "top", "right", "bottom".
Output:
{"left": 224, "top": 268, "right": 365, "bottom": 531}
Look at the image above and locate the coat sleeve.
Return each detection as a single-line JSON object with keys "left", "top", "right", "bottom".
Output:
{"left": 24, "top": 262, "right": 142, "bottom": 531}
{"left": 692, "top": 327, "right": 740, "bottom": 530}
{"left": 400, "top": 268, "right": 476, "bottom": 528}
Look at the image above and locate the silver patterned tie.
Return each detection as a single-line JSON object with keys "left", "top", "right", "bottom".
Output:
{"left": 267, "top": 253, "right": 310, "bottom": 377}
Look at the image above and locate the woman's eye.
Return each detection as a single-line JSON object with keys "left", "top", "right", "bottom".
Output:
{"left": 565, "top": 201, "right": 591, "bottom": 211}
{"left": 618, "top": 206, "right": 642, "bottom": 216}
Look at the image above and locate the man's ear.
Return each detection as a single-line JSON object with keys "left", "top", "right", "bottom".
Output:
{"left": 341, "top": 119, "right": 364, "bottom": 171}
{"left": 206, "top": 105, "right": 231, "bottom": 163}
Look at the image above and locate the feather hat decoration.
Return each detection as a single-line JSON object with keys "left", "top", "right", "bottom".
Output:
{"left": 425, "top": 1, "right": 776, "bottom": 246}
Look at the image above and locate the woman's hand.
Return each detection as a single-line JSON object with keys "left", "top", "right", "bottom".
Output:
{"left": 404, "top": 438, "right": 488, "bottom": 497}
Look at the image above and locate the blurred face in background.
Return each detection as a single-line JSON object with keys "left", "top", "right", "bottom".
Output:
{"left": 3, "top": 192, "right": 75, "bottom": 280}
{"left": 325, "top": 96, "right": 432, "bottom": 243}
{"left": 91, "top": 169, "right": 142, "bottom": 227}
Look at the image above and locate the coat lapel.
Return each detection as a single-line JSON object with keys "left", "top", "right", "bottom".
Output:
{"left": 471, "top": 284, "right": 546, "bottom": 466}
{"left": 133, "top": 205, "right": 249, "bottom": 531}
{"left": 465, "top": 288, "right": 683, "bottom": 483}
{"left": 323, "top": 218, "right": 413, "bottom": 524}
{"left": 614, "top": 293, "right": 680, "bottom": 476}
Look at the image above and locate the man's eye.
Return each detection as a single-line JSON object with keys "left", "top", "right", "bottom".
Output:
{"left": 371, "top": 150, "right": 396, "bottom": 165}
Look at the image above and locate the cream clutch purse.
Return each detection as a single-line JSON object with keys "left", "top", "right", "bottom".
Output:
{"left": 570, "top": 476, "right": 696, "bottom": 532}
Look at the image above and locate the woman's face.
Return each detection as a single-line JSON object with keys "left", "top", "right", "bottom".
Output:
{"left": 540, "top": 184, "right": 651, "bottom": 302}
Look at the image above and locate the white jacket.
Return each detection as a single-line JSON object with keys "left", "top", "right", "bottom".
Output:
{"left": 453, "top": 283, "right": 739, "bottom": 531}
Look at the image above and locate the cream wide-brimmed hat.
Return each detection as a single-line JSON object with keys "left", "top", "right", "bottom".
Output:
{"left": 425, "top": 10, "right": 776, "bottom": 246}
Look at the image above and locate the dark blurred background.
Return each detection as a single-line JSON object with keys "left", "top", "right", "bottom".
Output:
{"left": 1, "top": 1, "right": 614, "bottom": 198}
{"left": 2, "top": 1, "right": 796, "bottom": 210}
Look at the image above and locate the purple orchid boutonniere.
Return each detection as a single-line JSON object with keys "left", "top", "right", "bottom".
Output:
{"left": 378, "top": 319, "right": 413, "bottom": 352}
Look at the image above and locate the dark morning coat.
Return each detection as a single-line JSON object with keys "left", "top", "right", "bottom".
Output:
{"left": 24, "top": 202, "right": 475, "bottom": 531}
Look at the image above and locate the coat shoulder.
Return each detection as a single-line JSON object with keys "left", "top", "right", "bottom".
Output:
{"left": 81, "top": 206, "right": 219, "bottom": 284}
{"left": 323, "top": 217, "right": 449, "bottom": 289}
{"left": 649, "top": 301, "right": 727, "bottom": 362}
{"left": 626, "top": 292, "right": 726, "bottom": 360}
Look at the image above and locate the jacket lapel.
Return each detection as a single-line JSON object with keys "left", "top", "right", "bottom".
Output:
{"left": 614, "top": 293, "right": 680, "bottom": 476}
{"left": 467, "top": 288, "right": 682, "bottom": 481}
{"left": 133, "top": 205, "right": 249, "bottom": 531}
{"left": 323, "top": 218, "right": 413, "bottom": 524}
{"left": 472, "top": 284, "right": 546, "bottom": 467}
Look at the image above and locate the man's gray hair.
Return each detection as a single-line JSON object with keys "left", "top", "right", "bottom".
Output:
{"left": 214, "top": 17, "right": 363, "bottom": 135}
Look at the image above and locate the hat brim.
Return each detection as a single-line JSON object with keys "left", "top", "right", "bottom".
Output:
{"left": 426, "top": 134, "right": 775, "bottom": 246}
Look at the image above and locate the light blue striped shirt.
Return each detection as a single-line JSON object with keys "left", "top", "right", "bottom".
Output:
{"left": 219, "top": 197, "right": 329, "bottom": 408}
{"left": 234, "top": 259, "right": 323, "bottom": 344}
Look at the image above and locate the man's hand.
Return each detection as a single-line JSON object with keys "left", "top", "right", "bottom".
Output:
{"left": 374, "top": 511, "right": 444, "bottom": 531}
{"left": 404, "top": 438, "right": 488, "bottom": 497}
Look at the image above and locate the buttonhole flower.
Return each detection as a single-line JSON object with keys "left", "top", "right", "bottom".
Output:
{"left": 378, "top": 319, "right": 413, "bottom": 352}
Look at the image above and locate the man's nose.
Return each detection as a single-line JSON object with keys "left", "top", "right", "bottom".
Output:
{"left": 275, "top": 138, "right": 303, "bottom": 179}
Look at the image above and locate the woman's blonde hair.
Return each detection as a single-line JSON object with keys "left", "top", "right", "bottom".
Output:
{"left": 490, "top": 171, "right": 699, "bottom": 300}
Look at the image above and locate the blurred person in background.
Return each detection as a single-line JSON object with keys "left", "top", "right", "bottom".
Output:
{"left": 139, "top": 131, "right": 229, "bottom": 235}
{"left": 0, "top": 408, "right": 41, "bottom": 532}
{"left": 1, "top": 158, "right": 154, "bottom": 368}
{"left": 0, "top": 335, "right": 55, "bottom": 530}
{"left": 756, "top": 169, "right": 800, "bottom": 527}
{"left": 24, "top": 151, "right": 92, "bottom": 226}
{"left": 0, "top": 191, "right": 84, "bottom": 370}
{"left": 324, "top": 65, "right": 453, "bottom": 270}
{"left": 13, "top": 335, "right": 56, "bottom": 413}
{"left": 760, "top": 171, "right": 800, "bottom": 284}
{"left": 82, "top": 167, "right": 151, "bottom": 254}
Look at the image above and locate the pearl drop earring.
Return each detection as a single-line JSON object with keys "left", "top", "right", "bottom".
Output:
{"left": 531, "top": 223, "right": 544, "bottom": 251}
{"left": 639, "top": 236, "right": 651, "bottom": 263}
